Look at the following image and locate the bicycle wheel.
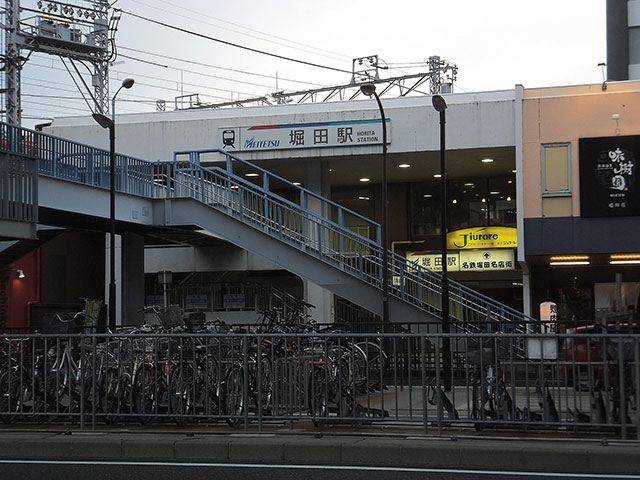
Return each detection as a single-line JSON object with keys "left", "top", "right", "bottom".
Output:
{"left": 252, "top": 354, "right": 273, "bottom": 413}
{"left": 100, "top": 367, "right": 122, "bottom": 425}
{"left": 0, "top": 371, "right": 20, "bottom": 424}
{"left": 132, "top": 364, "right": 157, "bottom": 425}
{"left": 223, "top": 366, "right": 245, "bottom": 427}
{"left": 356, "top": 341, "right": 388, "bottom": 391}
{"left": 169, "top": 365, "right": 194, "bottom": 425}
{"left": 308, "top": 366, "right": 329, "bottom": 427}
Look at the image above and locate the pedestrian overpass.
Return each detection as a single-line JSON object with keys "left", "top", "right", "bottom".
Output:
{"left": 0, "top": 121, "right": 537, "bottom": 329}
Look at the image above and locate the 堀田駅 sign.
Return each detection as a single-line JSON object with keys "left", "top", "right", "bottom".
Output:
{"left": 219, "top": 118, "right": 391, "bottom": 152}
{"left": 406, "top": 249, "right": 515, "bottom": 273}
{"left": 447, "top": 227, "right": 517, "bottom": 250}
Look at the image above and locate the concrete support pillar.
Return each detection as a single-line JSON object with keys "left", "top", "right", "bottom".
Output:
{"left": 303, "top": 160, "right": 333, "bottom": 324}
{"left": 122, "top": 232, "right": 145, "bottom": 326}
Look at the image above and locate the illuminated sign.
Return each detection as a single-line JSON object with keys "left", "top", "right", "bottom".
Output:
{"left": 447, "top": 227, "right": 517, "bottom": 250}
{"left": 406, "top": 251, "right": 460, "bottom": 273}
{"left": 407, "top": 249, "right": 515, "bottom": 273}
{"left": 459, "top": 249, "right": 514, "bottom": 272}
{"left": 219, "top": 118, "right": 390, "bottom": 152}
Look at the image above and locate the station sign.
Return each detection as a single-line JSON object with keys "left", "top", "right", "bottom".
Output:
{"left": 446, "top": 226, "right": 517, "bottom": 250}
{"left": 407, "top": 249, "right": 515, "bottom": 273}
{"left": 219, "top": 118, "right": 390, "bottom": 152}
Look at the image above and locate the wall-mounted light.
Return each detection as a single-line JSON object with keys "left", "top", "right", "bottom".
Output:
{"left": 245, "top": 173, "right": 259, "bottom": 177}
{"left": 359, "top": 177, "right": 370, "bottom": 182}
{"left": 612, "top": 113, "right": 621, "bottom": 136}
{"left": 481, "top": 158, "right": 494, "bottom": 163}
{"left": 11, "top": 268, "right": 25, "bottom": 279}
{"left": 399, "top": 163, "right": 410, "bottom": 168}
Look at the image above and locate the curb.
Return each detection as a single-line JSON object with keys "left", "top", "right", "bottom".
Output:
{"left": 0, "top": 431, "right": 638, "bottom": 474}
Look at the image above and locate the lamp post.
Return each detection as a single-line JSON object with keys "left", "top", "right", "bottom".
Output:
{"left": 360, "top": 83, "right": 389, "bottom": 324}
{"left": 432, "top": 94, "right": 452, "bottom": 391}
{"left": 92, "top": 78, "right": 135, "bottom": 331}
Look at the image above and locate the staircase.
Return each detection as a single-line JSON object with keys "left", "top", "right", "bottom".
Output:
{"left": 0, "top": 121, "right": 539, "bottom": 331}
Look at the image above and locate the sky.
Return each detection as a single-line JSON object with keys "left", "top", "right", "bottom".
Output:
{"left": 17, "top": 0, "right": 607, "bottom": 128}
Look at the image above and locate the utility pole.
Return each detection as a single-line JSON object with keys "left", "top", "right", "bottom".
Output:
{"left": 1, "top": 0, "right": 118, "bottom": 125}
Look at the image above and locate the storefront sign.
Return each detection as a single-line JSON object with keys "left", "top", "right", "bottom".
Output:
{"left": 407, "top": 249, "right": 515, "bottom": 273}
{"left": 447, "top": 227, "right": 517, "bottom": 250}
{"left": 459, "top": 249, "right": 515, "bottom": 272}
{"left": 219, "top": 118, "right": 390, "bottom": 152}
{"left": 579, "top": 135, "right": 639, "bottom": 217}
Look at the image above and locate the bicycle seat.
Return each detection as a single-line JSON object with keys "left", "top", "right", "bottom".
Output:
{"left": 467, "top": 347, "right": 496, "bottom": 365}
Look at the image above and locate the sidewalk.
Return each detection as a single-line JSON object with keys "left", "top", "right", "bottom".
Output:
{"left": 0, "top": 429, "right": 639, "bottom": 475}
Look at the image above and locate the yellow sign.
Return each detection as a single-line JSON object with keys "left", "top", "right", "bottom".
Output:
{"left": 447, "top": 227, "right": 517, "bottom": 250}
{"left": 458, "top": 249, "right": 514, "bottom": 272}
{"left": 407, "top": 249, "right": 515, "bottom": 273}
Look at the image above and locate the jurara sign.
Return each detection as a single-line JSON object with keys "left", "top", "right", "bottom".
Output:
{"left": 446, "top": 226, "right": 517, "bottom": 250}
{"left": 219, "top": 118, "right": 390, "bottom": 152}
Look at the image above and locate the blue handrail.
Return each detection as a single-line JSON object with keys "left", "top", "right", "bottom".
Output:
{"left": 0, "top": 121, "right": 538, "bottom": 330}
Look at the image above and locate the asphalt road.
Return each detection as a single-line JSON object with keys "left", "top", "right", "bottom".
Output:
{"left": 2, "top": 461, "right": 640, "bottom": 480}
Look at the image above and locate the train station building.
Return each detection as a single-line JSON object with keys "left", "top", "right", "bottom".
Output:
{"left": 2, "top": 78, "right": 639, "bottom": 330}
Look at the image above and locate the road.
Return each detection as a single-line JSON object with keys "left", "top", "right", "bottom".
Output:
{"left": 2, "top": 461, "right": 640, "bottom": 480}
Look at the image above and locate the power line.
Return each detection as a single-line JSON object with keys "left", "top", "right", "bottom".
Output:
{"left": 118, "top": 46, "right": 323, "bottom": 88}
{"left": 127, "top": 0, "right": 353, "bottom": 63}
{"left": 120, "top": 9, "right": 352, "bottom": 75}
{"left": 28, "top": 54, "right": 276, "bottom": 99}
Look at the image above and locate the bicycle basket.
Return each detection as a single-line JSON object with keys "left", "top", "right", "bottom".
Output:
{"left": 159, "top": 305, "right": 185, "bottom": 329}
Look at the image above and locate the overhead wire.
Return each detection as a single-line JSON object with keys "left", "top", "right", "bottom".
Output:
{"left": 118, "top": 46, "right": 324, "bottom": 88}
{"left": 126, "top": 0, "right": 353, "bottom": 63}
{"left": 25, "top": 58, "right": 254, "bottom": 102}
{"left": 28, "top": 53, "right": 279, "bottom": 98}
{"left": 119, "top": 9, "right": 352, "bottom": 75}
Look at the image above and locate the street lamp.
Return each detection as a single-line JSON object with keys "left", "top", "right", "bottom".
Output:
{"left": 92, "top": 78, "right": 135, "bottom": 331}
{"left": 432, "top": 94, "right": 452, "bottom": 391}
{"left": 360, "top": 83, "right": 389, "bottom": 324}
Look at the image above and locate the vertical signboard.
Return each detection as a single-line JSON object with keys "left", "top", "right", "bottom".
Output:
{"left": 579, "top": 135, "right": 639, "bottom": 217}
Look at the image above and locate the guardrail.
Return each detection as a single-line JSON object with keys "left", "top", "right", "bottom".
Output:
{"left": 1, "top": 330, "right": 638, "bottom": 438}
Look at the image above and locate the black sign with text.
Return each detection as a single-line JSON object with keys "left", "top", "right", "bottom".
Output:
{"left": 579, "top": 135, "right": 639, "bottom": 217}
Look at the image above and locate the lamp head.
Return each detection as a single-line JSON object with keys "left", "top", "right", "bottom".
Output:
{"left": 360, "top": 83, "right": 376, "bottom": 97}
{"left": 121, "top": 78, "right": 135, "bottom": 89}
{"left": 432, "top": 95, "right": 447, "bottom": 112}
{"left": 92, "top": 113, "right": 113, "bottom": 129}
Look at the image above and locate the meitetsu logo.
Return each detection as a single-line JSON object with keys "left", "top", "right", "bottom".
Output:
{"left": 244, "top": 137, "right": 280, "bottom": 150}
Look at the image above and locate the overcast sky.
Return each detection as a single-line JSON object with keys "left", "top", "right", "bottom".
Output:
{"left": 20, "top": 0, "right": 607, "bottom": 127}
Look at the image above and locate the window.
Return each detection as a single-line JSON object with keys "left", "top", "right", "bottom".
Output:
{"left": 542, "top": 143, "right": 571, "bottom": 195}
{"left": 541, "top": 143, "right": 572, "bottom": 217}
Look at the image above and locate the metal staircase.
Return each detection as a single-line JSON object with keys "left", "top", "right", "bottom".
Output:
{"left": 0, "top": 121, "right": 539, "bottom": 331}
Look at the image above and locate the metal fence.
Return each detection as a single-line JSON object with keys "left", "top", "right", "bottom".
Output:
{"left": 1, "top": 330, "right": 638, "bottom": 438}
{"left": 0, "top": 122, "right": 38, "bottom": 224}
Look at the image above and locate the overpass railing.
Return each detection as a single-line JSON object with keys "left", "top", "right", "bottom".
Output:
{"left": 0, "top": 121, "right": 538, "bottom": 331}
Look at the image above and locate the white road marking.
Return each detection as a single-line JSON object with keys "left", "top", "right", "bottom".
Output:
{"left": 0, "top": 459, "right": 638, "bottom": 478}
